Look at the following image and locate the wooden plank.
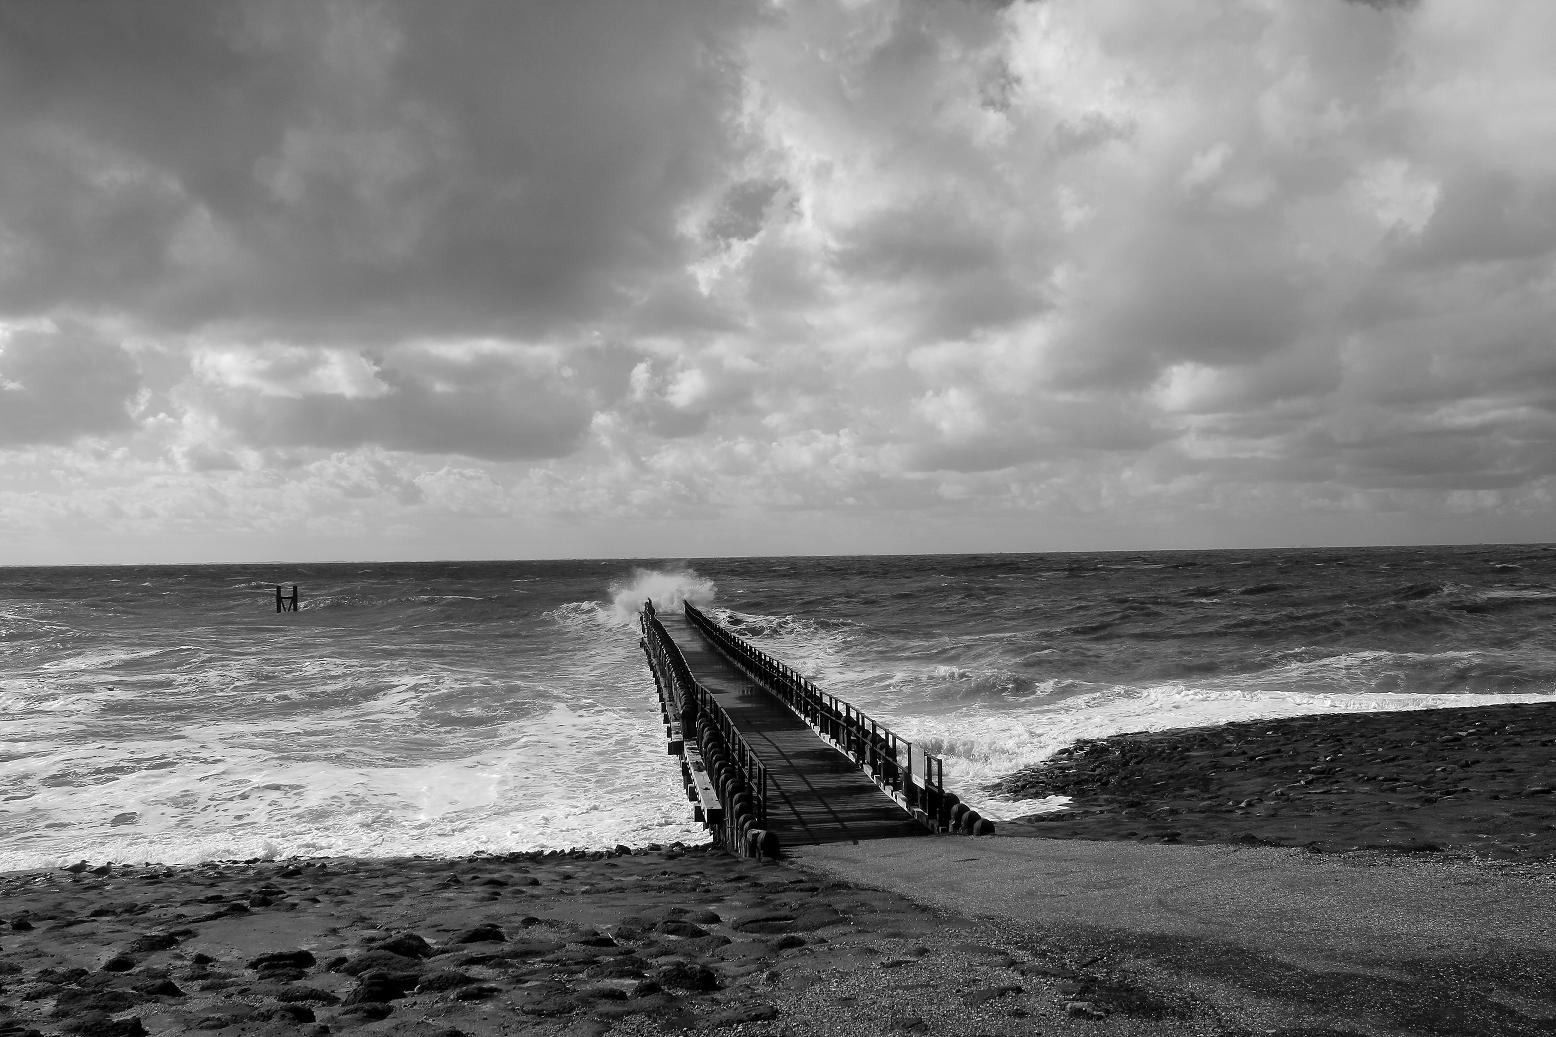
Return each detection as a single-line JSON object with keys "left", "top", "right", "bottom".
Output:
{"left": 682, "top": 745, "right": 723, "bottom": 826}
{"left": 659, "top": 614, "right": 927, "bottom": 846}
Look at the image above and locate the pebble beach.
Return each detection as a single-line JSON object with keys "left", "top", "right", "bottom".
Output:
{"left": 3, "top": 703, "right": 1554, "bottom": 1037}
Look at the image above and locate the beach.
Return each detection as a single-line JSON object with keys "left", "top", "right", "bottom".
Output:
{"left": 994, "top": 702, "right": 1556, "bottom": 861}
{"left": 3, "top": 704, "right": 1554, "bottom": 1037}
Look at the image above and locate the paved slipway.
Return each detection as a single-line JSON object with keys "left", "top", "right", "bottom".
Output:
{"left": 794, "top": 836, "right": 1556, "bottom": 1037}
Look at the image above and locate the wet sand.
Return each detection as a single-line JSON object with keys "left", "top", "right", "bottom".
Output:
{"left": 2, "top": 703, "right": 1552, "bottom": 1036}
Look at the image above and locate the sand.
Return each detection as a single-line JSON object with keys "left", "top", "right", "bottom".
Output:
{"left": 2, "top": 703, "right": 1553, "bottom": 1036}
{"left": 0, "top": 844, "right": 1222, "bottom": 1037}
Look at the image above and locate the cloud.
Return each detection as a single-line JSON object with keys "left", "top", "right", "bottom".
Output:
{"left": 0, "top": 324, "right": 142, "bottom": 446}
{"left": 4, "top": 0, "right": 1556, "bottom": 559}
{"left": 0, "top": 0, "right": 759, "bottom": 342}
{"left": 186, "top": 341, "right": 635, "bottom": 460}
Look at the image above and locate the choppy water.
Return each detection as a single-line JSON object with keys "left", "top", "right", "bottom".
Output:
{"left": 4, "top": 546, "right": 1555, "bottom": 871}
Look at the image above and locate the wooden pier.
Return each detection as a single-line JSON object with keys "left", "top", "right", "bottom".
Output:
{"left": 640, "top": 601, "right": 992, "bottom": 858}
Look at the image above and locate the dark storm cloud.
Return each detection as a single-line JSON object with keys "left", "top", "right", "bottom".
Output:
{"left": 0, "top": 0, "right": 755, "bottom": 342}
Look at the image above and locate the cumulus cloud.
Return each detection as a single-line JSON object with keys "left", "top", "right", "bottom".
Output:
{"left": 2, "top": 0, "right": 1555, "bottom": 559}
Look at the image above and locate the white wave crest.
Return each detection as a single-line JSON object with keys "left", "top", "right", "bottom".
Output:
{"left": 873, "top": 681, "right": 1556, "bottom": 823}
{"left": 606, "top": 567, "right": 716, "bottom": 626}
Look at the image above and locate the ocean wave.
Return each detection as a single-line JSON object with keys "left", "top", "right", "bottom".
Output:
{"left": 884, "top": 682, "right": 1556, "bottom": 821}
{"left": 607, "top": 567, "right": 716, "bottom": 626}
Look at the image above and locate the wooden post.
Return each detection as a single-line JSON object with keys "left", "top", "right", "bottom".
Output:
{"left": 275, "top": 585, "right": 299, "bottom": 612}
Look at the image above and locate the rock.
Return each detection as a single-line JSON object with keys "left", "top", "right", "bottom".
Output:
{"left": 0, "top": 1023, "right": 45, "bottom": 1037}
{"left": 888, "top": 1016, "right": 929, "bottom": 1033}
{"left": 452, "top": 983, "right": 500, "bottom": 1001}
{"left": 342, "top": 969, "right": 418, "bottom": 1004}
{"left": 569, "top": 929, "right": 617, "bottom": 947}
{"left": 731, "top": 912, "right": 794, "bottom": 934}
{"left": 336, "top": 1001, "right": 393, "bottom": 1021}
{"left": 247, "top": 949, "right": 317, "bottom": 971}
{"left": 51, "top": 988, "right": 138, "bottom": 1017}
{"left": 336, "top": 950, "right": 425, "bottom": 978}
{"left": 9, "top": 918, "right": 34, "bottom": 932}
{"left": 126, "top": 933, "right": 179, "bottom": 953}
{"left": 655, "top": 962, "right": 719, "bottom": 992}
{"left": 133, "top": 977, "right": 184, "bottom": 997}
{"left": 257, "top": 1003, "right": 315, "bottom": 1023}
{"left": 791, "top": 907, "right": 845, "bottom": 931}
{"left": 453, "top": 923, "right": 506, "bottom": 943}
{"left": 271, "top": 985, "right": 340, "bottom": 1004}
{"left": 657, "top": 921, "right": 708, "bottom": 939}
{"left": 100, "top": 954, "right": 138, "bottom": 973}
{"left": 62, "top": 1014, "right": 146, "bottom": 1036}
{"left": 415, "top": 969, "right": 479, "bottom": 992}
{"left": 1067, "top": 1000, "right": 1109, "bottom": 1019}
{"left": 706, "top": 1004, "right": 780, "bottom": 1026}
{"left": 518, "top": 993, "right": 579, "bottom": 1016}
{"left": 372, "top": 932, "right": 434, "bottom": 959}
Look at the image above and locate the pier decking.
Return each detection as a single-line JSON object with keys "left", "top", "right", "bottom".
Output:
{"left": 640, "top": 601, "right": 991, "bottom": 856}
{"left": 657, "top": 611, "right": 926, "bottom": 846}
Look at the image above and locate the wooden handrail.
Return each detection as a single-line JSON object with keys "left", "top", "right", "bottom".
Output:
{"left": 682, "top": 601, "right": 956, "bottom": 832}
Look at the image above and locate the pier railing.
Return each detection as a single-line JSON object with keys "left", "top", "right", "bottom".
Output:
{"left": 640, "top": 603, "right": 773, "bottom": 856}
{"left": 683, "top": 601, "right": 960, "bottom": 833}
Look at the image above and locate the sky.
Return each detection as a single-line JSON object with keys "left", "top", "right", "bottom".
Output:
{"left": 1, "top": 0, "right": 1554, "bottom": 564}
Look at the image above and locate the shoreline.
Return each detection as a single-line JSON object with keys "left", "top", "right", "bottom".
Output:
{"left": 3, "top": 702, "right": 1553, "bottom": 1035}
{"left": 991, "top": 701, "right": 1556, "bottom": 862}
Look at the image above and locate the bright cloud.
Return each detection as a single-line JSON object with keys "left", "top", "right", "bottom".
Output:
{"left": 1, "top": 0, "right": 1554, "bottom": 562}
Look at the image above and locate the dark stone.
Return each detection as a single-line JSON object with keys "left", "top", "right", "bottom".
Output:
{"left": 257, "top": 1003, "right": 315, "bottom": 1023}
{"left": 771, "top": 934, "right": 806, "bottom": 951}
{"left": 336, "top": 1001, "right": 393, "bottom": 1020}
{"left": 100, "top": 954, "right": 138, "bottom": 972}
{"left": 372, "top": 932, "right": 434, "bottom": 959}
{"left": 657, "top": 921, "right": 708, "bottom": 939}
{"left": 126, "top": 933, "right": 179, "bottom": 954}
{"left": 342, "top": 970, "right": 417, "bottom": 1004}
{"left": 451, "top": 984, "right": 500, "bottom": 1001}
{"left": 655, "top": 962, "right": 719, "bottom": 992}
{"left": 36, "top": 966, "right": 89, "bottom": 986}
{"left": 0, "top": 1024, "right": 44, "bottom": 1037}
{"left": 415, "top": 970, "right": 479, "bottom": 992}
{"left": 570, "top": 929, "right": 617, "bottom": 947}
{"left": 52, "top": 988, "right": 138, "bottom": 1017}
{"left": 63, "top": 1013, "right": 146, "bottom": 1036}
{"left": 518, "top": 993, "right": 579, "bottom": 1016}
{"left": 791, "top": 908, "right": 845, "bottom": 931}
{"left": 9, "top": 918, "right": 35, "bottom": 932}
{"left": 453, "top": 923, "right": 506, "bottom": 944}
{"left": 707, "top": 1004, "right": 780, "bottom": 1027}
{"left": 336, "top": 950, "right": 425, "bottom": 978}
{"left": 730, "top": 913, "right": 794, "bottom": 934}
{"left": 272, "top": 985, "right": 340, "bottom": 1004}
{"left": 588, "top": 957, "right": 648, "bottom": 979}
{"left": 247, "top": 949, "right": 316, "bottom": 971}
{"left": 133, "top": 977, "right": 184, "bottom": 997}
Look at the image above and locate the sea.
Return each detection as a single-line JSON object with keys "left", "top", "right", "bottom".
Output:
{"left": 4, "top": 545, "right": 1556, "bottom": 873}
